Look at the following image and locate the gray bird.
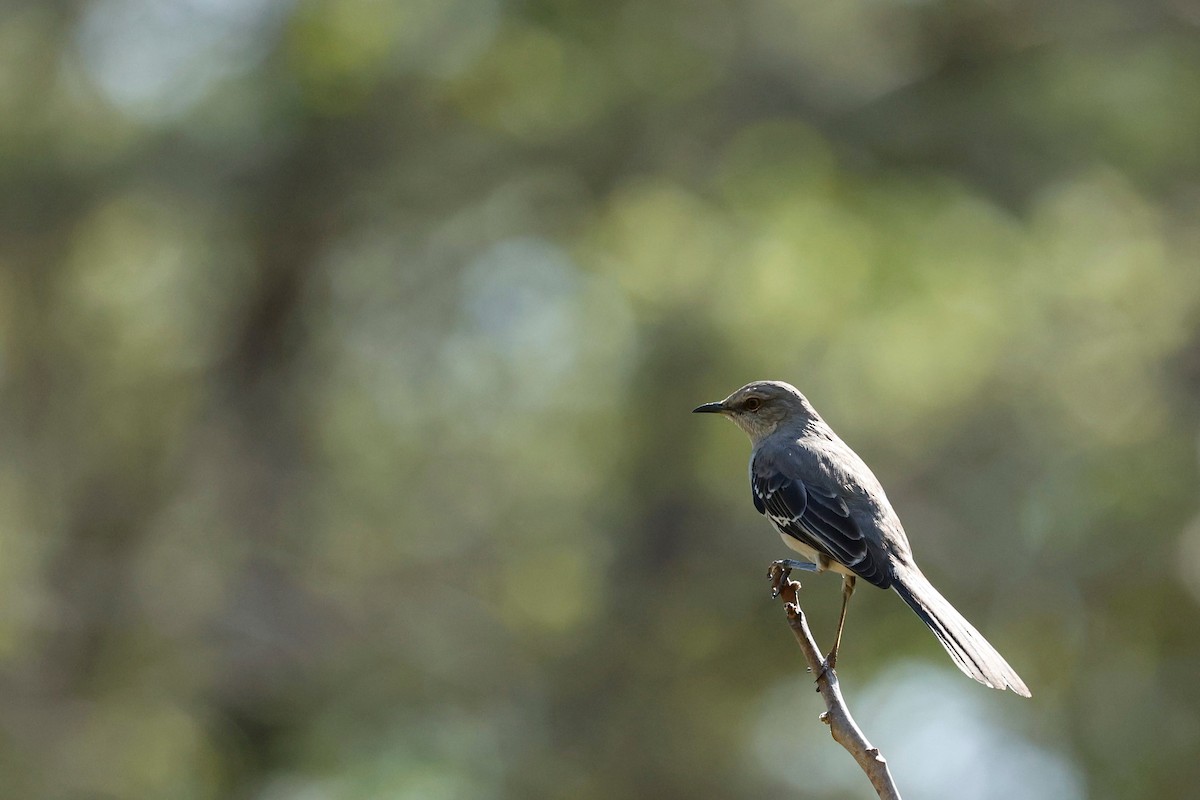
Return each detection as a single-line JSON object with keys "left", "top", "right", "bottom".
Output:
{"left": 694, "top": 380, "right": 1030, "bottom": 697}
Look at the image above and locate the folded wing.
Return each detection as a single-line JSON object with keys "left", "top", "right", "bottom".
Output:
{"left": 751, "top": 454, "right": 891, "bottom": 587}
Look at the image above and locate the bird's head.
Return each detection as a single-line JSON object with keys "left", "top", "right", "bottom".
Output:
{"left": 693, "top": 380, "right": 815, "bottom": 443}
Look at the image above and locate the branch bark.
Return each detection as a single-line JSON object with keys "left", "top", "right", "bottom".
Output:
{"left": 769, "top": 563, "right": 902, "bottom": 800}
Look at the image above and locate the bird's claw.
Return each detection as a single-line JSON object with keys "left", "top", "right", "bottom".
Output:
{"left": 815, "top": 653, "right": 838, "bottom": 684}
{"left": 768, "top": 561, "right": 792, "bottom": 598}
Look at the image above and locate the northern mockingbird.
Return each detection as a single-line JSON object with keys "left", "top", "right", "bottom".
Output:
{"left": 695, "top": 380, "right": 1030, "bottom": 697}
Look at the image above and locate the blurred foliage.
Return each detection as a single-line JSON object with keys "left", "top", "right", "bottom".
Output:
{"left": 2, "top": 0, "right": 1200, "bottom": 798}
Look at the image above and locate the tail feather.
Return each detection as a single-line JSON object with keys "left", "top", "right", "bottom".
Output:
{"left": 892, "top": 568, "right": 1031, "bottom": 698}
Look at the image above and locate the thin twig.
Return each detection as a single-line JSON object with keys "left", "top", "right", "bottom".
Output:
{"left": 769, "top": 563, "right": 902, "bottom": 800}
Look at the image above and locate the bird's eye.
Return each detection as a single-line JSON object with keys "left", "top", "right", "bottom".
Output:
{"left": 744, "top": 397, "right": 761, "bottom": 412}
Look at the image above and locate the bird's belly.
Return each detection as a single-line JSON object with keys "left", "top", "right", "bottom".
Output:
{"left": 779, "top": 532, "right": 819, "bottom": 561}
{"left": 778, "top": 531, "right": 857, "bottom": 577}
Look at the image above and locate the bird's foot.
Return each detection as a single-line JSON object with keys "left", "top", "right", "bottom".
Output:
{"left": 814, "top": 652, "right": 838, "bottom": 685}
{"left": 768, "top": 561, "right": 789, "bottom": 598}
{"left": 768, "top": 559, "right": 817, "bottom": 599}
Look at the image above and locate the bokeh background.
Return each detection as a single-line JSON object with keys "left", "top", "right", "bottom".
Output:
{"left": 3, "top": 0, "right": 1200, "bottom": 798}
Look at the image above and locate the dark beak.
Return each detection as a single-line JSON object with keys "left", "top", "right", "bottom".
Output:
{"left": 692, "top": 401, "right": 725, "bottom": 414}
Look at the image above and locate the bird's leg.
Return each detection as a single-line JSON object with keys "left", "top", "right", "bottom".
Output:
{"left": 776, "top": 559, "right": 819, "bottom": 572}
{"left": 768, "top": 559, "right": 818, "bottom": 598}
{"left": 817, "top": 575, "right": 856, "bottom": 681}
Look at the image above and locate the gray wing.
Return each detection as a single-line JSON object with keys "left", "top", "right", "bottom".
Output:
{"left": 751, "top": 452, "right": 892, "bottom": 588}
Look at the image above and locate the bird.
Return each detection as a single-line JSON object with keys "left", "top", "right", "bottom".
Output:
{"left": 694, "top": 380, "right": 1030, "bottom": 697}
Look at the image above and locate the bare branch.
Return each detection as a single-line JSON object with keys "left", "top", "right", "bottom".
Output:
{"left": 769, "top": 564, "right": 902, "bottom": 800}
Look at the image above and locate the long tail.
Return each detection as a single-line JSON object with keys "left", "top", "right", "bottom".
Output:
{"left": 892, "top": 567, "right": 1031, "bottom": 697}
